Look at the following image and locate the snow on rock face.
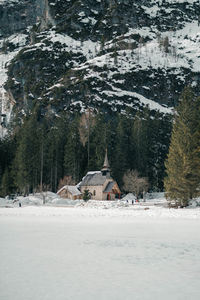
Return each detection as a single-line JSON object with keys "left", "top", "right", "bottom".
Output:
{"left": 0, "top": 0, "right": 19, "bottom": 4}
{"left": 1, "top": 0, "right": 200, "bottom": 122}
{"left": 0, "top": 34, "right": 26, "bottom": 136}
{"left": 0, "top": 33, "right": 28, "bottom": 136}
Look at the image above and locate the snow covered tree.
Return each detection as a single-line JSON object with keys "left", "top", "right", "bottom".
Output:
{"left": 164, "top": 88, "right": 200, "bottom": 207}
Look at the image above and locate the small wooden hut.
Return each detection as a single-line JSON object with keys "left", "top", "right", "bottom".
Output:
{"left": 57, "top": 185, "right": 82, "bottom": 200}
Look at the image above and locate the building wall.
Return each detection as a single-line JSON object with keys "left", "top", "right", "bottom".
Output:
{"left": 74, "top": 195, "right": 82, "bottom": 200}
{"left": 80, "top": 178, "right": 118, "bottom": 200}
{"left": 58, "top": 190, "right": 72, "bottom": 199}
{"left": 58, "top": 189, "right": 81, "bottom": 200}
{"left": 102, "top": 192, "right": 116, "bottom": 200}
{"left": 81, "top": 185, "right": 103, "bottom": 200}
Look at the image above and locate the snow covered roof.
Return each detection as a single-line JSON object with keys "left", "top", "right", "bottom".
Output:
{"left": 57, "top": 185, "right": 82, "bottom": 196}
{"left": 103, "top": 181, "right": 115, "bottom": 193}
{"left": 122, "top": 193, "right": 136, "bottom": 201}
{"left": 80, "top": 171, "right": 107, "bottom": 186}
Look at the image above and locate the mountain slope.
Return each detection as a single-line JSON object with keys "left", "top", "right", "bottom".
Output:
{"left": 0, "top": 0, "right": 200, "bottom": 127}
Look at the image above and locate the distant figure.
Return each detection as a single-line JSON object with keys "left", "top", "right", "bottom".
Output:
{"left": 132, "top": 199, "right": 134, "bottom": 205}
{"left": 19, "top": 202, "right": 21, "bottom": 207}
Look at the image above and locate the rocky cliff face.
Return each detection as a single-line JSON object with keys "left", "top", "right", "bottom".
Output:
{"left": 0, "top": 0, "right": 200, "bottom": 127}
{"left": 0, "top": 0, "right": 41, "bottom": 38}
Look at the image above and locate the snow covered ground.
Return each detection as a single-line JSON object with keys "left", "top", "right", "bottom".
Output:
{"left": 0, "top": 194, "right": 200, "bottom": 300}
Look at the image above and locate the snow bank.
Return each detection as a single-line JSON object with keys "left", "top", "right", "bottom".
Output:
{"left": 0, "top": 197, "right": 13, "bottom": 207}
{"left": 16, "top": 191, "right": 60, "bottom": 206}
{"left": 0, "top": 192, "right": 200, "bottom": 220}
{"left": 1, "top": 201, "right": 200, "bottom": 220}
{"left": 51, "top": 198, "right": 83, "bottom": 206}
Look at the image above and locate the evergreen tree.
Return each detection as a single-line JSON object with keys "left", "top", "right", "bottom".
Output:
{"left": 111, "top": 114, "right": 132, "bottom": 187}
{"left": 88, "top": 113, "right": 107, "bottom": 171}
{"left": 45, "top": 113, "right": 70, "bottom": 191}
{"left": 130, "top": 109, "right": 171, "bottom": 190}
{"left": 0, "top": 105, "right": 173, "bottom": 196}
{"left": 132, "top": 110, "right": 150, "bottom": 177}
{"left": 83, "top": 189, "right": 91, "bottom": 202}
{"left": 145, "top": 111, "right": 172, "bottom": 190}
{"left": 0, "top": 135, "right": 16, "bottom": 196}
{"left": 12, "top": 113, "right": 40, "bottom": 194}
{"left": 64, "top": 116, "right": 84, "bottom": 183}
{"left": 0, "top": 168, "right": 13, "bottom": 197}
{"left": 164, "top": 88, "right": 200, "bottom": 207}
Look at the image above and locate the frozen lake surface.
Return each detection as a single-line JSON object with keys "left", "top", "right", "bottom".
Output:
{"left": 0, "top": 206, "right": 200, "bottom": 300}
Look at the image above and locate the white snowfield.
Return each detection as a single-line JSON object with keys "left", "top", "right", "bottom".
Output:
{"left": 1, "top": 199, "right": 200, "bottom": 220}
{"left": 1, "top": 194, "right": 200, "bottom": 300}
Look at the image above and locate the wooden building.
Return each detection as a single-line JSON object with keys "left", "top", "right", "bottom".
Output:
{"left": 57, "top": 185, "right": 82, "bottom": 200}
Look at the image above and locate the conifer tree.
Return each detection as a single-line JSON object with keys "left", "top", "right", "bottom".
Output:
{"left": 45, "top": 114, "right": 69, "bottom": 192}
{"left": 12, "top": 113, "right": 40, "bottom": 194}
{"left": 111, "top": 114, "right": 131, "bottom": 186}
{"left": 0, "top": 136, "right": 16, "bottom": 196}
{"left": 164, "top": 88, "right": 200, "bottom": 207}
{"left": 132, "top": 110, "right": 150, "bottom": 177}
{"left": 83, "top": 189, "right": 91, "bottom": 202}
{"left": 0, "top": 168, "right": 13, "bottom": 197}
{"left": 64, "top": 117, "right": 83, "bottom": 183}
{"left": 88, "top": 113, "right": 107, "bottom": 170}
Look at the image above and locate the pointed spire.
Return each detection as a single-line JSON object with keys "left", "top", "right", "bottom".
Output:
{"left": 101, "top": 148, "right": 111, "bottom": 177}
{"left": 103, "top": 148, "right": 110, "bottom": 169}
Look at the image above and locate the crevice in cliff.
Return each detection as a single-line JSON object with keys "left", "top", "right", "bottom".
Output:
{"left": 39, "top": 0, "right": 56, "bottom": 30}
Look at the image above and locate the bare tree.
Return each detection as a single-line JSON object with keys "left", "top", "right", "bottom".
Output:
{"left": 58, "top": 176, "right": 75, "bottom": 190}
{"left": 35, "top": 183, "right": 50, "bottom": 205}
{"left": 123, "top": 170, "right": 149, "bottom": 199}
{"left": 78, "top": 109, "right": 96, "bottom": 168}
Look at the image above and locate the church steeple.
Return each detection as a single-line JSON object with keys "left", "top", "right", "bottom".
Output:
{"left": 101, "top": 149, "right": 110, "bottom": 177}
